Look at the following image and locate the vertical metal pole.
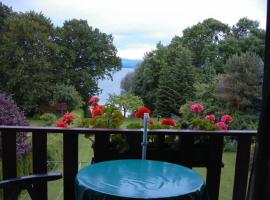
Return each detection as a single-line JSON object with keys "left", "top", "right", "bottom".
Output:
{"left": 142, "top": 113, "right": 149, "bottom": 160}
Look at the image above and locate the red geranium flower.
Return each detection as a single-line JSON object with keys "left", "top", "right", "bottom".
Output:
{"left": 62, "top": 113, "right": 75, "bottom": 124}
{"left": 148, "top": 119, "right": 155, "bottom": 125}
{"left": 205, "top": 114, "right": 215, "bottom": 121}
{"left": 135, "top": 107, "right": 151, "bottom": 118}
{"left": 215, "top": 122, "right": 228, "bottom": 130}
{"left": 56, "top": 121, "right": 68, "bottom": 128}
{"left": 91, "top": 105, "right": 105, "bottom": 117}
{"left": 161, "top": 118, "right": 176, "bottom": 126}
{"left": 191, "top": 103, "right": 205, "bottom": 113}
{"left": 88, "top": 96, "right": 100, "bottom": 105}
{"left": 221, "top": 114, "right": 233, "bottom": 124}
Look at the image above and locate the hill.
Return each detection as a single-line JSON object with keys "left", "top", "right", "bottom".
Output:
{"left": 121, "top": 58, "right": 142, "bottom": 68}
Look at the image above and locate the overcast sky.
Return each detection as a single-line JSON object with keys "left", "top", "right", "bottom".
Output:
{"left": 2, "top": 0, "right": 267, "bottom": 59}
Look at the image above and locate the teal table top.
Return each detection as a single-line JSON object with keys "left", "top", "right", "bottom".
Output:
{"left": 76, "top": 159, "right": 207, "bottom": 200}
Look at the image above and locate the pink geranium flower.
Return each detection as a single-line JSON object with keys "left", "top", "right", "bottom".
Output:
{"left": 215, "top": 122, "right": 228, "bottom": 130}
{"left": 191, "top": 103, "right": 205, "bottom": 113}
{"left": 205, "top": 114, "right": 216, "bottom": 121}
{"left": 221, "top": 114, "right": 233, "bottom": 124}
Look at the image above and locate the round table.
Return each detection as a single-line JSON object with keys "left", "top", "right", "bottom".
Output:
{"left": 75, "top": 160, "right": 208, "bottom": 200}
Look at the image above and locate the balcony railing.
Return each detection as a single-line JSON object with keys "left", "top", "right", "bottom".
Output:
{"left": 0, "top": 126, "right": 256, "bottom": 200}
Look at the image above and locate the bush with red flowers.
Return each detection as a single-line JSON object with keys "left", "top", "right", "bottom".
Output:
{"left": 161, "top": 118, "right": 176, "bottom": 127}
{"left": 56, "top": 112, "right": 75, "bottom": 128}
{"left": 215, "top": 122, "right": 228, "bottom": 130}
{"left": 135, "top": 107, "right": 151, "bottom": 118}
{"left": 178, "top": 103, "right": 233, "bottom": 131}
{"left": 88, "top": 96, "right": 100, "bottom": 105}
{"left": 221, "top": 114, "right": 233, "bottom": 124}
{"left": 82, "top": 97, "right": 124, "bottom": 128}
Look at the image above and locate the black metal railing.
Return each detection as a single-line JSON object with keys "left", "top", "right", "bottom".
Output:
{"left": 0, "top": 126, "right": 256, "bottom": 200}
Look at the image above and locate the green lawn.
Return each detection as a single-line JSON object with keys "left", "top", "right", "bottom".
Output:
{"left": 26, "top": 116, "right": 238, "bottom": 200}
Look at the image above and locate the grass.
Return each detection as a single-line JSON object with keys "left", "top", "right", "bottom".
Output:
{"left": 194, "top": 152, "right": 237, "bottom": 200}
{"left": 26, "top": 116, "right": 238, "bottom": 200}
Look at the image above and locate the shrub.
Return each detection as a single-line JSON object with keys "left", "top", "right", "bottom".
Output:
{"left": 40, "top": 113, "right": 57, "bottom": 126}
{"left": 0, "top": 92, "right": 31, "bottom": 158}
{"left": 51, "top": 84, "right": 83, "bottom": 111}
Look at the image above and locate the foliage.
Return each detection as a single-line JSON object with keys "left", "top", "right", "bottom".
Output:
{"left": 178, "top": 103, "right": 233, "bottom": 130}
{"left": 120, "top": 71, "right": 135, "bottom": 94}
{"left": 155, "top": 44, "right": 197, "bottom": 116}
{"left": 54, "top": 19, "right": 121, "bottom": 101}
{"left": 51, "top": 84, "right": 83, "bottom": 111}
{"left": 219, "top": 17, "right": 265, "bottom": 62}
{"left": 177, "top": 18, "right": 230, "bottom": 70}
{"left": 90, "top": 106, "right": 124, "bottom": 128}
{"left": 39, "top": 113, "right": 57, "bottom": 126}
{"left": 132, "top": 43, "right": 169, "bottom": 111}
{"left": 107, "top": 92, "right": 144, "bottom": 118}
{"left": 0, "top": 4, "right": 121, "bottom": 114}
{"left": 131, "top": 42, "right": 197, "bottom": 116}
{"left": 0, "top": 92, "right": 31, "bottom": 158}
{"left": 81, "top": 97, "right": 124, "bottom": 129}
{"left": 126, "top": 122, "right": 142, "bottom": 129}
{"left": 0, "top": 11, "right": 57, "bottom": 113}
{"left": 229, "top": 112, "right": 258, "bottom": 130}
{"left": 0, "top": 2, "right": 14, "bottom": 32}
{"left": 216, "top": 52, "right": 261, "bottom": 111}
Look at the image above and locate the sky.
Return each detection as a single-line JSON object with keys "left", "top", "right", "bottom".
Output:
{"left": 2, "top": 0, "right": 267, "bottom": 59}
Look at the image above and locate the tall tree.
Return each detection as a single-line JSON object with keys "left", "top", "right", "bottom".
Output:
{"left": 132, "top": 43, "right": 169, "bottom": 110}
{"left": 216, "top": 52, "right": 262, "bottom": 111}
{"left": 0, "top": 12, "right": 58, "bottom": 113}
{"left": 219, "top": 18, "right": 265, "bottom": 62}
{"left": 0, "top": 2, "right": 14, "bottom": 32}
{"left": 155, "top": 44, "right": 196, "bottom": 116}
{"left": 179, "top": 18, "right": 230, "bottom": 69}
{"left": 54, "top": 19, "right": 121, "bottom": 101}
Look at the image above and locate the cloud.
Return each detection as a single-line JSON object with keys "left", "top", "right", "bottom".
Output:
{"left": 117, "top": 43, "right": 156, "bottom": 59}
{"left": 2, "top": 0, "right": 267, "bottom": 59}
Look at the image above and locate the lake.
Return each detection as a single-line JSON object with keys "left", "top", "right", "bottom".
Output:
{"left": 98, "top": 68, "right": 134, "bottom": 104}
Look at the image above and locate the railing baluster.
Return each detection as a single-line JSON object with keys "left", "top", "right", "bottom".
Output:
{"left": 32, "top": 131, "right": 48, "bottom": 200}
{"left": 206, "top": 135, "right": 224, "bottom": 200}
{"left": 1, "top": 130, "right": 17, "bottom": 200}
{"left": 127, "top": 132, "right": 142, "bottom": 158}
{"left": 94, "top": 133, "right": 110, "bottom": 162}
{"left": 232, "top": 136, "right": 252, "bottom": 200}
{"left": 63, "top": 133, "right": 78, "bottom": 200}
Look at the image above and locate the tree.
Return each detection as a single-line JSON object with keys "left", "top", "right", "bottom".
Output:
{"left": 219, "top": 18, "right": 265, "bottom": 62}
{"left": 0, "top": 12, "right": 58, "bottom": 113}
{"left": 132, "top": 43, "right": 169, "bottom": 110}
{"left": 51, "top": 84, "right": 83, "bottom": 111}
{"left": 155, "top": 44, "right": 196, "bottom": 116}
{"left": 216, "top": 52, "right": 262, "bottom": 111}
{"left": 120, "top": 71, "right": 135, "bottom": 94}
{"left": 107, "top": 92, "right": 143, "bottom": 118}
{"left": 54, "top": 19, "right": 121, "bottom": 101}
{"left": 179, "top": 18, "right": 230, "bottom": 69}
{"left": 0, "top": 2, "right": 14, "bottom": 32}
